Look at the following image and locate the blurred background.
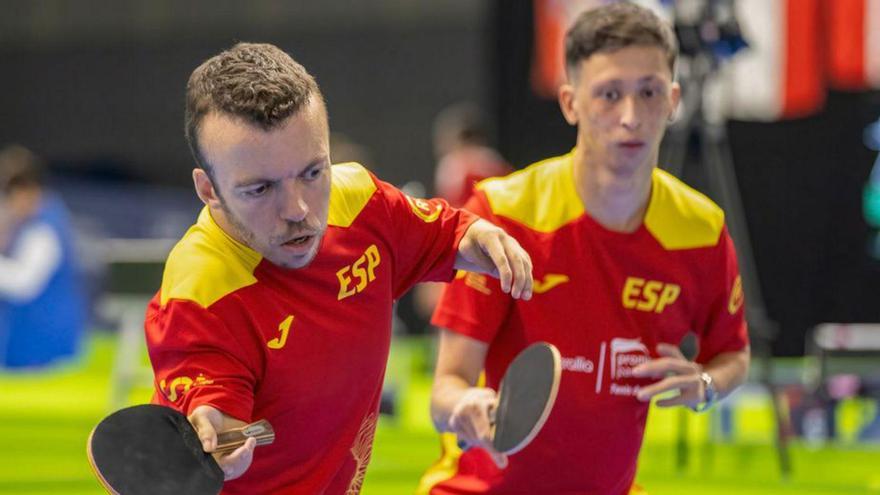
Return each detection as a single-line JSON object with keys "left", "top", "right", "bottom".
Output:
{"left": 1, "top": 0, "right": 880, "bottom": 493}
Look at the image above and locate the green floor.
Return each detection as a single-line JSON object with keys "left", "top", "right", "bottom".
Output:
{"left": 1, "top": 333, "right": 878, "bottom": 494}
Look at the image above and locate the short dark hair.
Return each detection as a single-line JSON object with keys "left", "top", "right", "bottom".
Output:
{"left": 0, "top": 145, "right": 44, "bottom": 195}
{"left": 565, "top": 2, "right": 678, "bottom": 79}
{"left": 184, "top": 42, "right": 323, "bottom": 175}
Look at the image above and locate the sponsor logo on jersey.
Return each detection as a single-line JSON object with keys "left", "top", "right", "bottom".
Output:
{"left": 456, "top": 271, "right": 492, "bottom": 295}
{"left": 404, "top": 195, "right": 442, "bottom": 223}
{"left": 561, "top": 355, "right": 594, "bottom": 374}
{"left": 610, "top": 337, "right": 650, "bottom": 381}
{"left": 267, "top": 315, "right": 294, "bottom": 350}
{"left": 533, "top": 273, "right": 570, "bottom": 294}
{"left": 159, "top": 373, "right": 215, "bottom": 402}
{"left": 593, "top": 338, "right": 651, "bottom": 397}
{"left": 728, "top": 275, "right": 744, "bottom": 314}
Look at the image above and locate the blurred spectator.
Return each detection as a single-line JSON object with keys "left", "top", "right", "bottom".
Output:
{"left": 431, "top": 102, "right": 512, "bottom": 208}
{"left": 0, "top": 145, "right": 86, "bottom": 369}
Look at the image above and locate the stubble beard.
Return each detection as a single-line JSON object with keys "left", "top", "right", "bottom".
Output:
{"left": 218, "top": 197, "right": 324, "bottom": 270}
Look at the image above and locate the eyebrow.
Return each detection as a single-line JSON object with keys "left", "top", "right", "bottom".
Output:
{"left": 595, "top": 75, "right": 662, "bottom": 86}
{"left": 233, "top": 176, "right": 275, "bottom": 189}
{"left": 636, "top": 75, "right": 663, "bottom": 84}
{"left": 232, "top": 156, "right": 329, "bottom": 189}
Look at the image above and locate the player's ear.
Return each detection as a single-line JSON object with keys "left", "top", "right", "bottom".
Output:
{"left": 558, "top": 83, "right": 578, "bottom": 126}
{"left": 193, "top": 168, "right": 222, "bottom": 209}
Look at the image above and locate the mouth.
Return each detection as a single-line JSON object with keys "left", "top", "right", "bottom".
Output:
{"left": 282, "top": 234, "right": 315, "bottom": 248}
{"left": 618, "top": 140, "right": 646, "bottom": 149}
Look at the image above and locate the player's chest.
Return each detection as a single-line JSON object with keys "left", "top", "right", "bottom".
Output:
{"left": 244, "top": 239, "right": 396, "bottom": 379}
{"left": 518, "top": 235, "right": 698, "bottom": 349}
{"left": 511, "top": 235, "right": 703, "bottom": 401}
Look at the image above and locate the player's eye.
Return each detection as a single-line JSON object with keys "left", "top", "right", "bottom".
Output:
{"left": 601, "top": 89, "right": 620, "bottom": 101}
{"left": 243, "top": 183, "right": 271, "bottom": 198}
{"left": 303, "top": 165, "right": 325, "bottom": 182}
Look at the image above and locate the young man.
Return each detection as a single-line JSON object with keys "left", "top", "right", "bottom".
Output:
{"left": 0, "top": 145, "right": 85, "bottom": 368}
{"left": 427, "top": 3, "right": 750, "bottom": 494}
{"left": 144, "top": 42, "right": 533, "bottom": 494}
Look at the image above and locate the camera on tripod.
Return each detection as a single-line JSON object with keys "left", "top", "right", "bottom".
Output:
{"left": 664, "top": 0, "right": 747, "bottom": 64}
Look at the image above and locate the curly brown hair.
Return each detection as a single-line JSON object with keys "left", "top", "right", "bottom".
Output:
{"left": 565, "top": 2, "right": 678, "bottom": 80}
{"left": 184, "top": 42, "right": 322, "bottom": 175}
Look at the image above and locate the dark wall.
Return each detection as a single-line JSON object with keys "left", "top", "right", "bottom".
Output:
{"left": 491, "top": 0, "right": 880, "bottom": 356}
{"left": 729, "top": 93, "right": 880, "bottom": 356}
{"left": 0, "top": 13, "right": 490, "bottom": 189}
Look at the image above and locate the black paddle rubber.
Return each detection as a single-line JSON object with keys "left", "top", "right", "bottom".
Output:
{"left": 492, "top": 342, "right": 562, "bottom": 455}
{"left": 87, "top": 404, "right": 224, "bottom": 495}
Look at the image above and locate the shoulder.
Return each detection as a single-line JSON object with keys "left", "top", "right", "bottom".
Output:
{"left": 328, "top": 162, "right": 380, "bottom": 228}
{"left": 160, "top": 209, "right": 262, "bottom": 308}
{"left": 644, "top": 168, "right": 725, "bottom": 250}
{"left": 476, "top": 152, "right": 583, "bottom": 233}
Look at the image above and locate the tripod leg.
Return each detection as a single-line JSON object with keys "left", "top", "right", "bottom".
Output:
{"left": 700, "top": 122, "right": 792, "bottom": 477}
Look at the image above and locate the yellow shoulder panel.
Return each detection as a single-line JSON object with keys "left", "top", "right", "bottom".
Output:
{"left": 644, "top": 168, "right": 725, "bottom": 250}
{"left": 477, "top": 152, "right": 584, "bottom": 233}
{"left": 328, "top": 162, "right": 378, "bottom": 228}
{"left": 160, "top": 208, "right": 262, "bottom": 308}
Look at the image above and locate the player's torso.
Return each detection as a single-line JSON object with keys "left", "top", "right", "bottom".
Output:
{"left": 477, "top": 217, "right": 707, "bottom": 494}
{"left": 511, "top": 216, "right": 701, "bottom": 399}
{"left": 223, "top": 216, "right": 394, "bottom": 493}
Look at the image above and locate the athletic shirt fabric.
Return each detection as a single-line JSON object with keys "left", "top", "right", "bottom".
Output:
{"left": 146, "top": 163, "right": 476, "bottom": 494}
{"left": 430, "top": 152, "right": 749, "bottom": 495}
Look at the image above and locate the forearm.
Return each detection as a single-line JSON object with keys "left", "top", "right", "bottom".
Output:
{"left": 430, "top": 373, "right": 476, "bottom": 432}
{"left": 703, "top": 347, "right": 750, "bottom": 399}
{"left": 431, "top": 329, "right": 491, "bottom": 432}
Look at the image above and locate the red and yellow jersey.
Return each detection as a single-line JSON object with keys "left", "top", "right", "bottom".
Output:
{"left": 145, "top": 163, "right": 476, "bottom": 495}
{"left": 429, "top": 152, "right": 748, "bottom": 495}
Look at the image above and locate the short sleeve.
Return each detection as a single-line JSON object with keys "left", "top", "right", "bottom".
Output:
{"left": 430, "top": 192, "right": 513, "bottom": 343}
{"left": 377, "top": 179, "right": 478, "bottom": 298}
{"left": 694, "top": 227, "right": 750, "bottom": 363}
{"left": 145, "top": 296, "right": 261, "bottom": 422}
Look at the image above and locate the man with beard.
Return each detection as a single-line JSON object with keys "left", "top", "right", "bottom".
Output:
{"left": 145, "top": 42, "right": 533, "bottom": 494}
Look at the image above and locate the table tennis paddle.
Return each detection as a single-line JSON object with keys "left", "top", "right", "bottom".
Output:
{"left": 458, "top": 341, "right": 562, "bottom": 455}
{"left": 87, "top": 404, "right": 274, "bottom": 495}
{"left": 491, "top": 341, "right": 561, "bottom": 455}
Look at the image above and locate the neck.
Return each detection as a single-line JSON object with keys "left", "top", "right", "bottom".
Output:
{"left": 572, "top": 146, "right": 654, "bottom": 233}
{"left": 208, "top": 203, "right": 249, "bottom": 248}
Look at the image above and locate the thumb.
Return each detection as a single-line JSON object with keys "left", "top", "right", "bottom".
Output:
{"left": 188, "top": 409, "right": 218, "bottom": 452}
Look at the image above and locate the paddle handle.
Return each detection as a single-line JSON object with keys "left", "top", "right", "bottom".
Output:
{"left": 214, "top": 419, "right": 275, "bottom": 454}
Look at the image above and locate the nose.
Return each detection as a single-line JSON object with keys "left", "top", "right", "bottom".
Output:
{"left": 279, "top": 180, "right": 309, "bottom": 223}
{"left": 620, "top": 95, "right": 641, "bottom": 132}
